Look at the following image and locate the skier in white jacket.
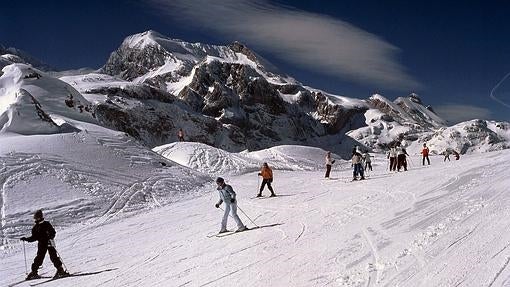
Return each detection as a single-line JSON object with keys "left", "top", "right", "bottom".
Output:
{"left": 215, "top": 177, "right": 247, "bottom": 233}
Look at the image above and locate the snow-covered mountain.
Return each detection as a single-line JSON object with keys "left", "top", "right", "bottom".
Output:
{"left": 2, "top": 30, "right": 509, "bottom": 155}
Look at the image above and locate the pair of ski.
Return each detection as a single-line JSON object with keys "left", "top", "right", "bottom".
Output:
{"left": 8, "top": 274, "right": 71, "bottom": 287}
{"left": 250, "top": 195, "right": 277, "bottom": 199}
{"left": 207, "top": 226, "right": 259, "bottom": 238}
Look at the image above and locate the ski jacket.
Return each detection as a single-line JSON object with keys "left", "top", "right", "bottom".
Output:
{"left": 325, "top": 154, "right": 333, "bottom": 165}
{"left": 217, "top": 184, "right": 236, "bottom": 204}
{"left": 260, "top": 167, "right": 273, "bottom": 179}
{"left": 25, "top": 220, "right": 56, "bottom": 243}
{"left": 421, "top": 147, "right": 429, "bottom": 156}
{"left": 178, "top": 130, "right": 184, "bottom": 137}
{"left": 362, "top": 153, "right": 371, "bottom": 163}
{"left": 388, "top": 148, "right": 397, "bottom": 158}
{"left": 352, "top": 152, "right": 362, "bottom": 164}
{"left": 397, "top": 147, "right": 409, "bottom": 156}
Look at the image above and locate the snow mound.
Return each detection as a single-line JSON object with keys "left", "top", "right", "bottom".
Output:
{"left": 154, "top": 142, "right": 335, "bottom": 175}
{"left": 154, "top": 142, "right": 261, "bottom": 175}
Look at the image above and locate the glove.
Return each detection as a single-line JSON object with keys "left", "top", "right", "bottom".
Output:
{"left": 20, "top": 237, "right": 27, "bottom": 241}
{"left": 331, "top": 160, "right": 336, "bottom": 164}
{"left": 215, "top": 203, "right": 220, "bottom": 208}
{"left": 258, "top": 173, "right": 261, "bottom": 176}
{"left": 230, "top": 198, "right": 236, "bottom": 203}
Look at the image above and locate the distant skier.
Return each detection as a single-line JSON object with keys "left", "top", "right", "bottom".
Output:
{"left": 214, "top": 177, "right": 247, "bottom": 233}
{"left": 387, "top": 146, "right": 397, "bottom": 171}
{"left": 443, "top": 150, "right": 451, "bottom": 161}
{"left": 397, "top": 144, "right": 409, "bottom": 171}
{"left": 20, "top": 210, "right": 69, "bottom": 280}
{"left": 453, "top": 150, "right": 460, "bottom": 160}
{"left": 325, "top": 151, "right": 335, "bottom": 178}
{"left": 352, "top": 150, "right": 365, "bottom": 180}
{"left": 421, "top": 143, "right": 430, "bottom": 165}
{"left": 258, "top": 163, "right": 276, "bottom": 197}
{"left": 362, "top": 152, "right": 372, "bottom": 171}
{"left": 178, "top": 128, "right": 185, "bottom": 142}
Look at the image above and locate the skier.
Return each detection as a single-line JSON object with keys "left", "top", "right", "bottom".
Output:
{"left": 257, "top": 162, "right": 276, "bottom": 197}
{"left": 352, "top": 150, "right": 365, "bottom": 180}
{"left": 396, "top": 144, "right": 409, "bottom": 171}
{"left": 214, "top": 177, "right": 247, "bottom": 233}
{"left": 362, "top": 151, "right": 372, "bottom": 171}
{"left": 443, "top": 150, "right": 451, "bottom": 161}
{"left": 387, "top": 145, "right": 397, "bottom": 171}
{"left": 178, "top": 128, "right": 185, "bottom": 142}
{"left": 325, "top": 151, "right": 335, "bottom": 178}
{"left": 421, "top": 143, "right": 430, "bottom": 165}
{"left": 20, "top": 210, "right": 69, "bottom": 280}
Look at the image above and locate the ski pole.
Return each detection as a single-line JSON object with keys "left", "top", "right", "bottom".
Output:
{"left": 23, "top": 241, "right": 28, "bottom": 274}
{"left": 55, "top": 248, "right": 68, "bottom": 272}
{"left": 257, "top": 175, "right": 260, "bottom": 195}
{"left": 237, "top": 205, "right": 259, "bottom": 228}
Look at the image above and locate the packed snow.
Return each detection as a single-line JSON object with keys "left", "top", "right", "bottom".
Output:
{"left": 2, "top": 134, "right": 510, "bottom": 286}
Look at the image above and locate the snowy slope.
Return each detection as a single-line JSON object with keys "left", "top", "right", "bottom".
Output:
{"left": 2, "top": 143, "right": 510, "bottom": 287}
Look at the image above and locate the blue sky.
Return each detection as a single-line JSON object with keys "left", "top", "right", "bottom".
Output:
{"left": 1, "top": 0, "right": 509, "bottom": 123}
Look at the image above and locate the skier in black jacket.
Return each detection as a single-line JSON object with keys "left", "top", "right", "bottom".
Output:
{"left": 21, "top": 210, "right": 69, "bottom": 280}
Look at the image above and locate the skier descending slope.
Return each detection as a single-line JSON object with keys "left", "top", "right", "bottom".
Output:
{"left": 215, "top": 177, "right": 248, "bottom": 234}
{"left": 351, "top": 150, "right": 365, "bottom": 181}
{"left": 257, "top": 163, "right": 276, "bottom": 197}
{"left": 362, "top": 151, "right": 372, "bottom": 172}
{"left": 20, "top": 210, "right": 70, "bottom": 280}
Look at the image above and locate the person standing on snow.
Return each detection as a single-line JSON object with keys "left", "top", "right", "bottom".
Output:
{"left": 325, "top": 151, "right": 335, "bottom": 179}
{"left": 352, "top": 150, "right": 365, "bottom": 180}
{"left": 397, "top": 144, "right": 409, "bottom": 171}
{"left": 387, "top": 145, "right": 397, "bottom": 171}
{"left": 20, "top": 210, "right": 69, "bottom": 280}
{"left": 214, "top": 177, "right": 247, "bottom": 233}
{"left": 362, "top": 152, "right": 372, "bottom": 171}
{"left": 178, "top": 128, "right": 185, "bottom": 142}
{"left": 421, "top": 143, "right": 431, "bottom": 165}
{"left": 443, "top": 150, "right": 451, "bottom": 161}
{"left": 257, "top": 162, "right": 276, "bottom": 197}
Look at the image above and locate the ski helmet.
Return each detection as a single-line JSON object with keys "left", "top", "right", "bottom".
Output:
{"left": 216, "top": 177, "right": 224, "bottom": 184}
{"left": 34, "top": 209, "right": 43, "bottom": 219}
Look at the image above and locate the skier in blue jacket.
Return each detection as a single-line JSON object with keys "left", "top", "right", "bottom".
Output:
{"left": 215, "top": 177, "right": 247, "bottom": 233}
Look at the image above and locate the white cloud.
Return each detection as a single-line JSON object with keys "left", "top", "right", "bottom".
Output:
{"left": 147, "top": 0, "right": 420, "bottom": 90}
{"left": 434, "top": 104, "right": 492, "bottom": 124}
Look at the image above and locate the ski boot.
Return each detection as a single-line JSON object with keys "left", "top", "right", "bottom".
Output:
{"left": 26, "top": 271, "right": 41, "bottom": 280}
{"left": 53, "top": 268, "right": 70, "bottom": 279}
{"left": 235, "top": 226, "right": 248, "bottom": 233}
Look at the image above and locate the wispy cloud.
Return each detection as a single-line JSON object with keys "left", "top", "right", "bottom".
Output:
{"left": 434, "top": 104, "right": 492, "bottom": 124}
{"left": 147, "top": 0, "right": 420, "bottom": 90}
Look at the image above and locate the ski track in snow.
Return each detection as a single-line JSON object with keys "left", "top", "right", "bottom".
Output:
{"left": 1, "top": 148, "right": 510, "bottom": 286}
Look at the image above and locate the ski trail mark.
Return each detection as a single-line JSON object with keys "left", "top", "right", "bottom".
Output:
{"left": 488, "top": 256, "right": 510, "bottom": 287}
{"left": 295, "top": 223, "right": 306, "bottom": 243}
{"left": 362, "top": 228, "right": 380, "bottom": 287}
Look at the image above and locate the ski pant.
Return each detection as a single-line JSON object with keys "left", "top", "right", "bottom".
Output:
{"left": 422, "top": 156, "right": 430, "bottom": 165}
{"left": 353, "top": 163, "right": 364, "bottom": 178}
{"left": 397, "top": 155, "right": 407, "bottom": 171}
{"left": 221, "top": 202, "right": 245, "bottom": 231}
{"left": 259, "top": 178, "right": 275, "bottom": 195}
{"left": 325, "top": 164, "right": 332, "bottom": 178}
{"left": 389, "top": 157, "right": 397, "bottom": 171}
{"left": 32, "top": 242, "right": 63, "bottom": 273}
{"left": 364, "top": 162, "right": 372, "bottom": 171}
